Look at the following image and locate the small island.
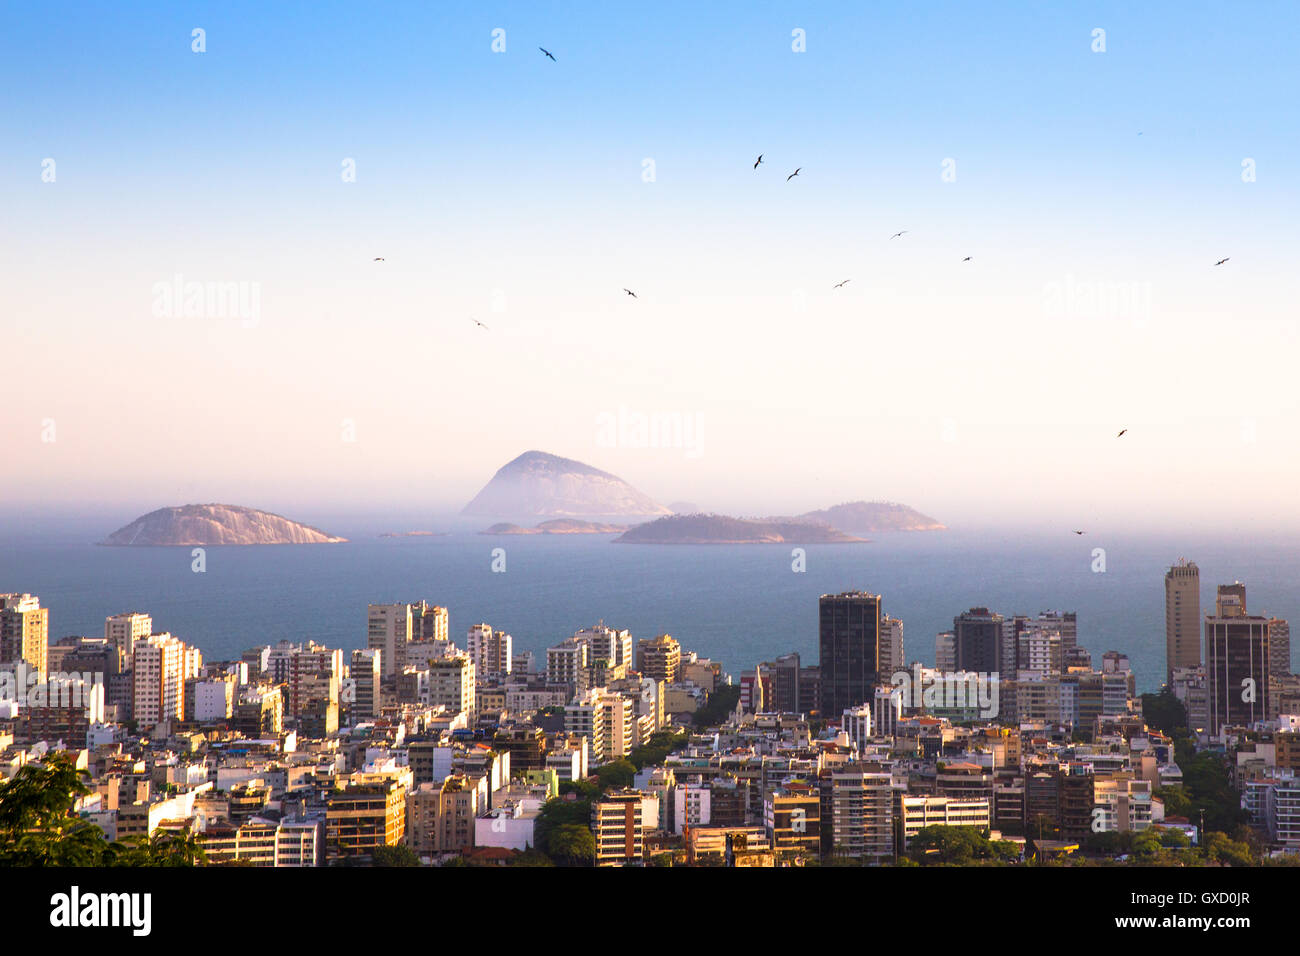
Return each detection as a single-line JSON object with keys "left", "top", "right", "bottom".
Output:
{"left": 481, "top": 519, "right": 630, "bottom": 535}
{"left": 101, "top": 504, "right": 347, "bottom": 547}
{"left": 613, "top": 514, "right": 866, "bottom": 545}
{"left": 794, "top": 500, "right": 945, "bottom": 533}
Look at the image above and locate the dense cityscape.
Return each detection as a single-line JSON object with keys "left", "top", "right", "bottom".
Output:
{"left": 1, "top": 558, "right": 1295, "bottom": 868}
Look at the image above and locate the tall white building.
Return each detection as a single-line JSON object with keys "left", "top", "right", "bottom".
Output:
{"left": 874, "top": 685, "right": 904, "bottom": 737}
{"left": 841, "top": 705, "right": 873, "bottom": 748}
{"left": 133, "top": 633, "right": 200, "bottom": 728}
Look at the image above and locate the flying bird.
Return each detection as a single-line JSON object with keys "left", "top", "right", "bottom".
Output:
{"left": 1117, "top": 428, "right": 1127, "bottom": 437}
{"left": 471, "top": 318, "right": 489, "bottom": 330}
{"left": 753, "top": 154, "right": 763, "bottom": 169}
{"left": 786, "top": 168, "right": 801, "bottom": 182}
{"left": 1073, "top": 530, "right": 1086, "bottom": 535}
{"left": 1214, "top": 257, "right": 1230, "bottom": 266}
{"left": 623, "top": 288, "right": 637, "bottom": 298}
{"left": 890, "top": 231, "right": 908, "bottom": 240}
{"left": 962, "top": 256, "right": 972, "bottom": 262}
{"left": 539, "top": 47, "right": 556, "bottom": 61}
{"left": 373, "top": 257, "right": 385, "bottom": 261}
{"left": 833, "top": 279, "right": 851, "bottom": 289}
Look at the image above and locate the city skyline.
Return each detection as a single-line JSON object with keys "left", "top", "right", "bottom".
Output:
{"left": 3, "top": 3, "right": 1298, "bottom": 904}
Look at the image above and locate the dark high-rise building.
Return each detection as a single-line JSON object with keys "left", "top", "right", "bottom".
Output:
{"left": 953, "top": 608, "right": 1002, "bottom": 674}
{"left": 818, "top": 592, "right": 881, "bottom": 718}
{"left": 769, "top": 652, "right": 801, "bottom": 714}
{"left": 1206, "top": 583, "right": 1270, "bottom": 734}
{"left": 797, "top": 666, "right": 821, "bottom": 717}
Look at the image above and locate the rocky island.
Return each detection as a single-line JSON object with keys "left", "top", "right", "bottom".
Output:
{"left": 101, "top": 504, "right": 347, "bottom": 546}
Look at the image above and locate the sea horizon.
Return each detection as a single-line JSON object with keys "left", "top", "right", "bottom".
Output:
{"left": 4, "top": 521, "right": 1295, "bottom": 695}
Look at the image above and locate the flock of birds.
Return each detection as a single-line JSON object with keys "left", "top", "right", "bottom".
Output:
{"left": 363, "top": 44, "right": 1238, "bottom": 538}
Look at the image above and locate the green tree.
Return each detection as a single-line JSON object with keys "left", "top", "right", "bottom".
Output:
{"left": 371, "top": 844, "right": 421, "bottom": 867}
{"left": 1204, "top": 831, "right": 1257, "bottom": 867}
{"left": 594, "top": 759, "right": 637, "bottom": 791}
{"left": 107, "top": 829, "right": 207, "bottom": 867}
{"left": 546, "top": 824, "right": 596, "bottom": 867}
{"left": 1140, "top": 690, "right": 1189, "bottom": 738}
{"left": 535, "top": 795, "right": 592, "bottom": 858}
{"left": 908, "top": 826, "right": 1010, "bottom": 865}
{"left": 628, "top": 731, "right": 688, "bottom": 771}
{"left": 508, "top": 848, "right": 555, "bottom": 867}
{"left": 0, "top": 753, "right": 108, "bottom": 866}
{"left": 0, "top": 752, "right": 208, "bottom": 867}
{"left": 692, "top": 685, "right": 741, "bottom": 727}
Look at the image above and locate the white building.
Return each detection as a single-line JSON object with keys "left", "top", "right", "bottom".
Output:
{"left": 899, "top": 796, "right": 992, "bottom": 849}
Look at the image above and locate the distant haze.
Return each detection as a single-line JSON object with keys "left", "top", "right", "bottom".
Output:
{"left": 3, "top": 3, "right": 1298, "bottom": 536}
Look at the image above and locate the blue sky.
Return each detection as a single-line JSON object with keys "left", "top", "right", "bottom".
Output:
{"left": 3, "top": 1, "right": 1298, "bottom": 530}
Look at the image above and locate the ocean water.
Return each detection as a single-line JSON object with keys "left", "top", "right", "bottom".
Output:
{"left": 2, "top": 526, "right": 1298, "bottom": 694}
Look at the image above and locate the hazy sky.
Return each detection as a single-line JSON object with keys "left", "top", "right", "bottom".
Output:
{"left": 3, "top": 2, "right": 1298, "bottom": 532}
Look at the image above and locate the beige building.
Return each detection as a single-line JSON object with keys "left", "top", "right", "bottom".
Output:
{"left": 412, "top": 602, "right": 449, "bottom": 642}
{"left": 830, "top": 764, "right": 894, "bottom": 864}
{"left": 406, "top": 774, "right": 484, "bottom": 856}
{"left": 0, "top": 593, "right": 49, "bottom": 678}
{"left": 636, "top": 634, "right": 681, "bottom": 683}
{"left": 429, "top": 655, "right": 475, "bottom": 719}
{"left": 104, "top": 612, "right": 152, "bottom": 668}
{"left": 1165, "top": 560, "right": 1201, "bottom": 685}
{"left": 326, "top": 776, "right": 408, "bottom": 860}
{"left": 367, "top": 603, "right": 413, "bottom": 678}
{"left": 566, "top": 690, "right": 634, "bottom": 763}
{"left": 878, "top": 616, "right": 905, "bottom": 676}
{"left": 466, "top": 624, "right": 512, "bottom": 680}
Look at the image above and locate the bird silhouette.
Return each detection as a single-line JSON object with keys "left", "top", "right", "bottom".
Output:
{"left": 471, "top": 318, "right": 489, "bottom": 330}
{"left": 833, "top": 279, "right": 851, "bottom": 289}
{"left": 623, "top": 289, "right": 637, "bottom": 298}
{"left": 1117, "top": 428, "right": 1127, "bottom": 437}
{"left": 786, "top": 168, "right": 801, "bottom": 182}
{"left": 754, "top": 154, "right": 763, "bottom": 169}
{"left": 1073, "top": 530, "right": 1086, "bottom": 535}
{"left": 373, "top": 257, "right": 385, "bottom": 262}
{"left": 539, "top": 47, "right": 556, "bottom": 61}
{"left": 890, "top": 231, "right": 908, "bottom": 240}
{"left": 962, "top": 256, "right": 972, "bottom": 262}
{"left": 1214, "top": 258, "right": 1230, "bottom": 266}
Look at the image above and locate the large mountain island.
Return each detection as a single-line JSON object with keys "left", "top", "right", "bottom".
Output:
{"left": 101, "top": 504, "right": 347, "bottom": 546}
{"left": 462, "top": 451, "right": 671, "bottom": 518}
